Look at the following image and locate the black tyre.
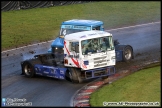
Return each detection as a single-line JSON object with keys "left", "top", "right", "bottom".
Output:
{"left": 65, "top": 68, "right": 83, "bottom": 83}
{"left": 22, "top": 61, "right": 35, "bottom": 78}
{"left": 123, "top": 46, "right": 133, "bottom": 62}
{"left": 69, "top": 68, "right": 79, "bottom": 83}
{"left": 75, "top": 68, "right": 84, "bottom": 83}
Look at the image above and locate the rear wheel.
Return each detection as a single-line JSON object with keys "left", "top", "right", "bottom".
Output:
{"left": 123, "top": 46, "right": 133, "bottom": 62}
{"left": 22, "top": 61, "right": 35, "bottom": 78}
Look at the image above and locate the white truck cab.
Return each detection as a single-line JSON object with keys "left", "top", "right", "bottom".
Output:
{"left": 64, "top": 30, "right": 116, "bottom": 71}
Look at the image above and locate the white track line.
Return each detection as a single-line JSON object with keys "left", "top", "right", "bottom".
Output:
{"left": 2, "top": 41, "right": 53, "bottom": 53}
{"left": 105, "top": 21, "right": 160, "bottom": 31}
{"left": 2, "top": 21, "right": 160, "bottom": 53}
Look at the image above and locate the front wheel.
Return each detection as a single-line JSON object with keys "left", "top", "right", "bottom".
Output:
{"left": 65, "top": 68, "right": 83, "bottom": 83}
{"left": 69, "top": 69, "right": 80, "bottom": 83}
{"left": 22, "top": 61, "right": 35, "bottom": 78}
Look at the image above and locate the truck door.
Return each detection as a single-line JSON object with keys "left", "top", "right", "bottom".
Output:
{"left": 69, "top": 42, "right": 80, "bottom": 67}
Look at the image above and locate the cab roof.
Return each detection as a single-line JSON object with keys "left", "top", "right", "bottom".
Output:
{"left": 65, "top": 30, "right": 112, "bottom": 41}
{"left": 62, "top": 19, "right": 103, "bottom": 26}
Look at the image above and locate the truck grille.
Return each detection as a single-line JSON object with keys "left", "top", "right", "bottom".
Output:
{"left": 94, "top": 60, "right": 107, "bottom": 63}
{"left": 94, "top": 56, "right": 107, "bottom": 60}
{"left": 94, "top": 63, "right": 107, "bottom": 67}
{"left": 93, "top": 56, "right": 107, "bottom": 67}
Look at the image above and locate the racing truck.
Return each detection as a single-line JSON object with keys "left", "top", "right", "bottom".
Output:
{"left": 48, "top": 19, "right": 104, "bottom": 53}
{"left": 48, "top": 19, "right": 133, "bottom": 62}
{"left": 21, "top": 19, "right": 134, "bottom": 83}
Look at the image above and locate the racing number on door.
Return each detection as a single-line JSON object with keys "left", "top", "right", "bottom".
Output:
{"left": 63, "top": 29, "right": 66, "bottom": 35}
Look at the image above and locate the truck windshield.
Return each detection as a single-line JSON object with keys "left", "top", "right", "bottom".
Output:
{"left": 81, "top": 36, "right": 114, "bottom": 55}
{"left": 60, "top": 28, "right": 87, "bottom": 36}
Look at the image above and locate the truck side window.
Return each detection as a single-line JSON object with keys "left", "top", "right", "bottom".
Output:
{"left": 92, "top": 26, "right": 100, "bottom": 30}
{"left": 70, "top": 42, "right": 79, "bottom": 52}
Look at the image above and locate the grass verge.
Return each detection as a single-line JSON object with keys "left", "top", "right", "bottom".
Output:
{"left": 90, "top": 62, "right": 161, "bottom": 107}
{"left": 2, "top": 1, "right": 160, "bottom": 51}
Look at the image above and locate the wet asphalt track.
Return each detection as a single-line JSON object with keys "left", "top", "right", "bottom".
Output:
{"left": 1, "top": 22, "right": 160, "bottom": 107}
